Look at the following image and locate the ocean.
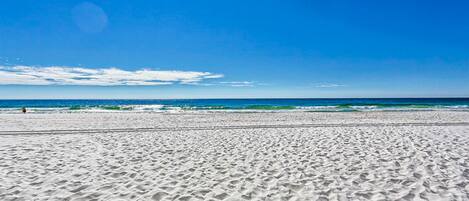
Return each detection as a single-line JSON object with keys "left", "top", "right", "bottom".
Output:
{"left": 0, "top": 98, "right": 468, "bottom": 113}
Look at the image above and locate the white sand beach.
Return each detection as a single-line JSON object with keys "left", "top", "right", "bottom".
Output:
{"left": 1, "top": 111, "right": 469, "bottom": 200}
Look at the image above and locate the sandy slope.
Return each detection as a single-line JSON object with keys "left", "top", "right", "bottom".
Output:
{"left": 0, "top": 111, "right": 468, "bottom": 200}
{"left": 1, "top": 111, "right": 469, "bottom": 132}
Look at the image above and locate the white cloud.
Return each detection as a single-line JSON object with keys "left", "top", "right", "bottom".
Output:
{"left": 219, "top": 81, "right": 255, "bottom": 87}
{"left": 0, "top": 66, "right": 223, "bottom": 86}
{"left": 313, "top": 83, "right": 346, "bottom": 88}
{"left": 183, "top": 81, "right": 257, "bottom": 87}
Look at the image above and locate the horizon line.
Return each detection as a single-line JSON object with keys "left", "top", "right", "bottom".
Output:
{"left": 1, "top": 97, "right": 469, "bottom": 100}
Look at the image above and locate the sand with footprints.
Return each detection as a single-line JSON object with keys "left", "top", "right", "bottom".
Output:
{"left": 1, "top": 111, "right": 469, "bottom": 200}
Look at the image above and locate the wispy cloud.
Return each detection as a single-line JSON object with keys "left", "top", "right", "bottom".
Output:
{"left": 218, "top": 81, "right": 255, "bottom": 87}
{"left": 0, "top": 66, "right": 223, "bottom": 86}
{"left": 184, "top": 81, "right": 257, "bottom": 87}
{"left": 313, "top": 83, "right": 346, "bottom": 88}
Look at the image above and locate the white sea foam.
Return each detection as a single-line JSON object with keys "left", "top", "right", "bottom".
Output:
{"left": 1, "top": 104, "right": 469, "bottom": 114}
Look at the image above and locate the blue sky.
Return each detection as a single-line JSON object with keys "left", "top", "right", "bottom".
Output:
{"left": 0, "top": 0, "right": 468, "bottom": 98}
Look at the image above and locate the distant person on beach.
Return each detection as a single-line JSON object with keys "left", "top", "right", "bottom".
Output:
{"left": 22, "top": 107, "right": 26, "bottom": 114}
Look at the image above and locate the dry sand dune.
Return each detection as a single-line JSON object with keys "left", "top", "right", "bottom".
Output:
{"left": 0, "top": 111, "right": 469, "bottom": 200}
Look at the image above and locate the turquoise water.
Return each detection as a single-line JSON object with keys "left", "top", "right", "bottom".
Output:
{"left": 0, "top": 98, "right": 468, "bottom": 113}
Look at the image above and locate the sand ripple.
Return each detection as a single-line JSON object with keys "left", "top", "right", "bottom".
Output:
{"left": 0, "top": 112, "right": 469, "bottom": 200}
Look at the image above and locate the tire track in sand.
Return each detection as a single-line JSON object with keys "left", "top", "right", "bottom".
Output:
{"left": 1, "top": 122, "right": 469, "bottom": 136}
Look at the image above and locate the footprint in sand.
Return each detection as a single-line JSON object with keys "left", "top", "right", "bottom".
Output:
{"left": 151, "top": 192, "right": 168, "bottom": 201}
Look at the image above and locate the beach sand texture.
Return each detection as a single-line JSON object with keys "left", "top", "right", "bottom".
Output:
{"left": 0, "top": 111, "right": 469, "bottom": 200}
